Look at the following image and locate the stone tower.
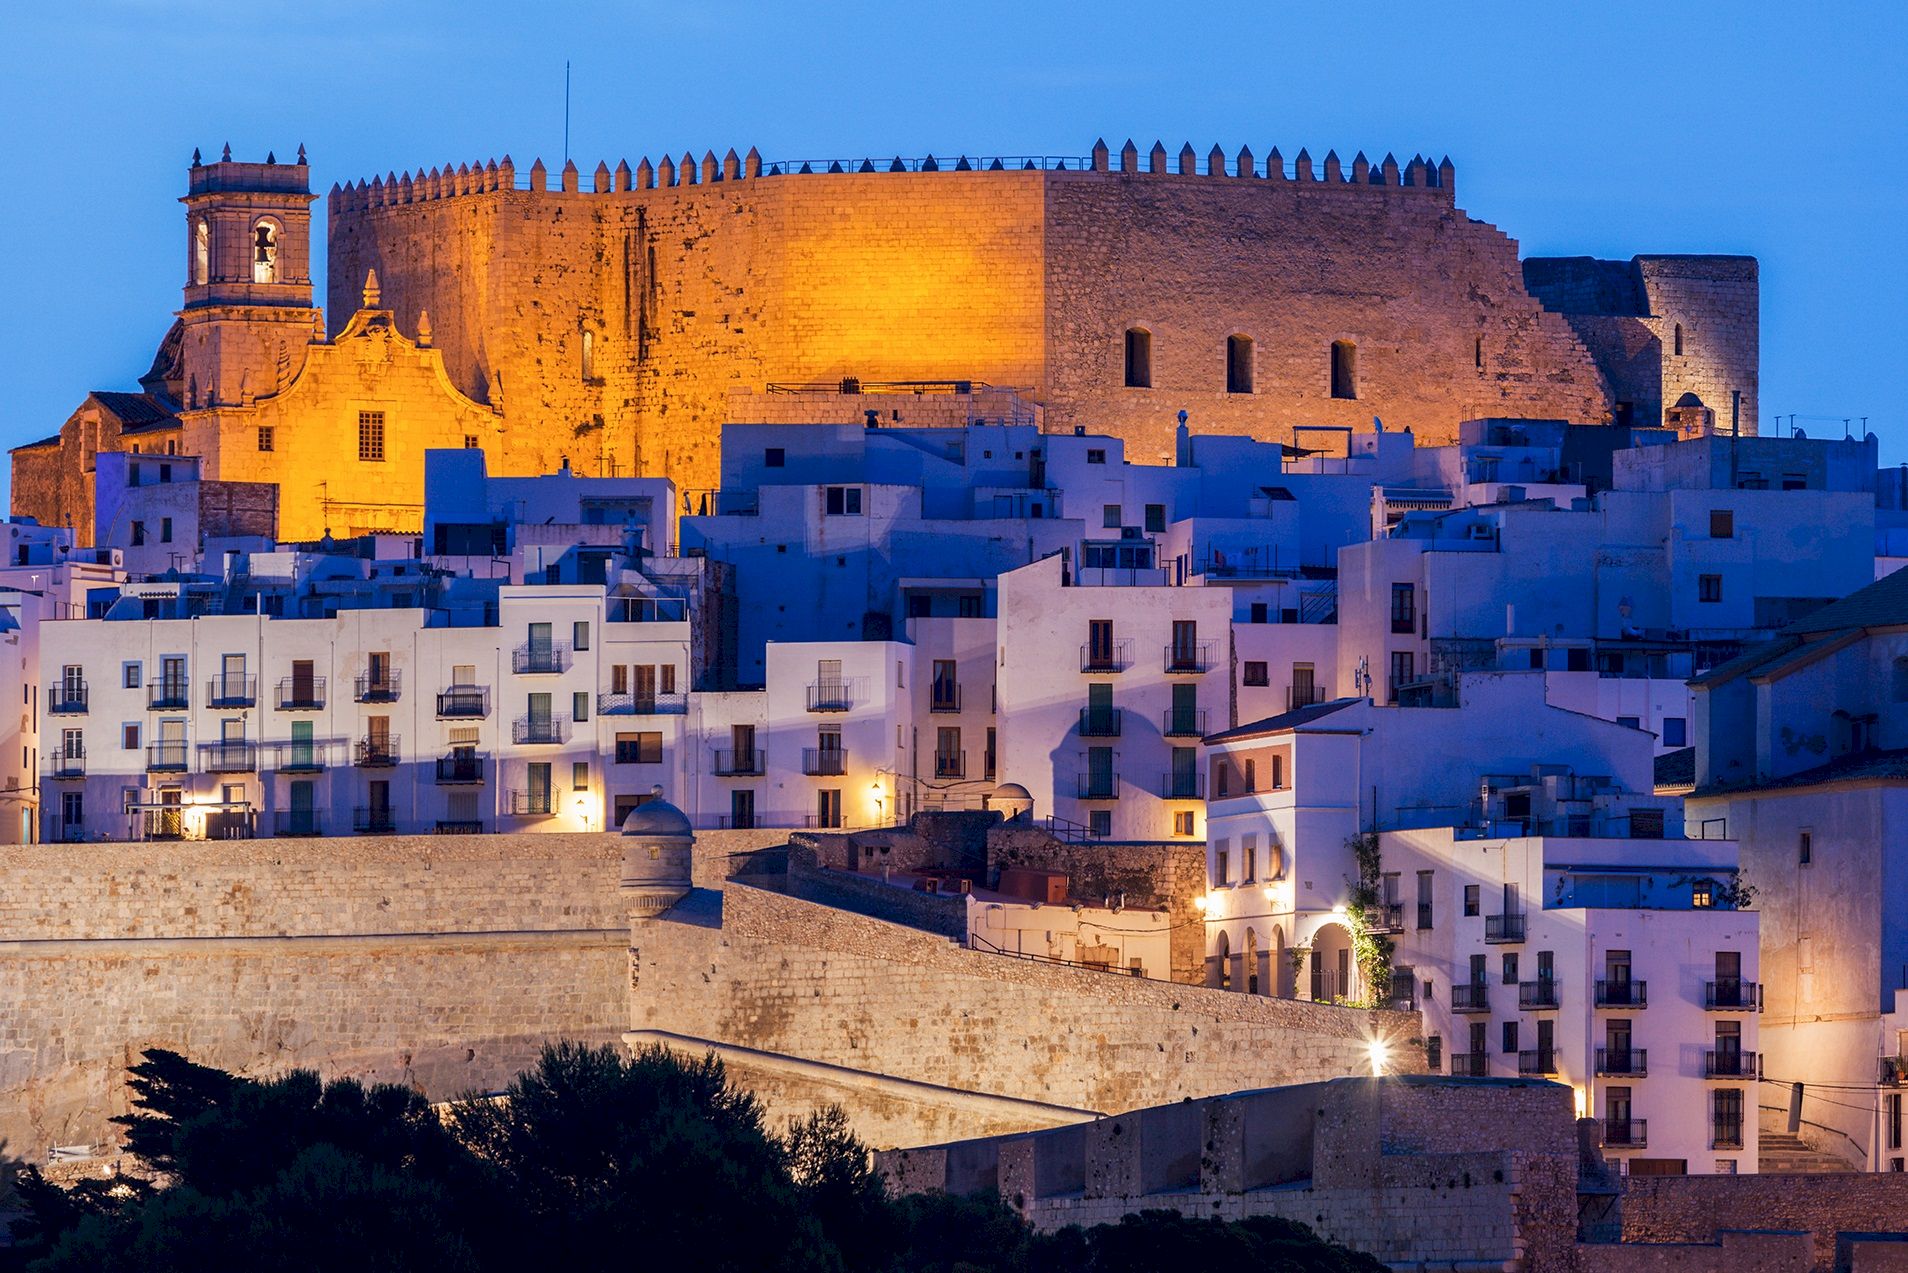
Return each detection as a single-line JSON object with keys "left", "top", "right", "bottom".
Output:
{"left": 619, "top": 793, "right": 693, "bottom": 918}
{"left": 176, "top": 146, "right": 319, "bottom": 432}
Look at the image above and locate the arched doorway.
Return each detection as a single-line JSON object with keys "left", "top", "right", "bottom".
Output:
{"left": 1244, "top": 928, "right": 1261, "bottom": 995}
{"left": 1208, "top": 929, "right": 1231, "bottom": 990}
{"left": 1273, "top": 924, "right": 1293, "bottom": 998}
{"left": 1310, "top": 922, "right": 1355, "bottom": 1003}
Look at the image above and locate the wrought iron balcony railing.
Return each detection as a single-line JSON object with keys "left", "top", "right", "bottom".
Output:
{"left": 436, "top": 687, "right": 490, "bottom": 718}
{"left": 276, "top": 677, "right": 326, "bottom": 710}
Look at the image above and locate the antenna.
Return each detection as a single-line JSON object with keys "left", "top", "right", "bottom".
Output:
{"left": 563, "top": 61, "right": 571, "bottom": 166}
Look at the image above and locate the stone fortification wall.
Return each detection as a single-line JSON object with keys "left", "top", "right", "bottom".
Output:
{"left": 986, "top": 834, "right": 1207, "bottom": 983}
{"left": 628, "top": 883, "right": 1421, "bottom": 1148}
{"left": 0, "top": 829, "right": 775, "bottom": 1158}
{"left": 1620, "top": 1172, "right": 1908, "bottom": 1270}
{"left": 329, "top": 144, "right": 1615, "bottom": 492}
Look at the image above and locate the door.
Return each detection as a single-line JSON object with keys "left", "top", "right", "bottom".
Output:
{"left": 732, "top": 724, "right": 756, "bottom": 773}
{"left": 528, "top": 622, "right": 552, "bottom": 658}
{"left": 527, "top": 762, "right": 551, "bottom": 815}
{"left": 528, "top": 693, "right": 552, "bottom": 739}
{"left": 1171, "top": 619, "right": 1198, "bottom": 668}
{"left": 1170, "top": 682, "right": 1197, "bottom": 734}
{"left": 290, "top": 719, "right": 314, "bottom": 769}
{"left": 730, "top": 788, "right": 755, "bottom": 830}
{"left": 368, "top": 651, "right": 391, "bottom": 693}
{"left": 1291, "top": 662, "right": 1316, "bottom": 705}
{"left": 289, "top": 780, "right": 315, "bottom": 835}
{"left": 1088, "top": 620, "right": 1113, "bottom": 667}
{"left": 291, "top": 658, "right": 315, "bottom": 704}
{"left": 932, "top": 659, "right": 957, "bottom": 710}
{"left": 160, "top": 655, "right": 186, "bottom": 701}
{"left": 633, "top": 665, "right": 657, "bottom": 711}
{"left": 221, "top": 653, "right": 246, "bottom": 700}
{"left": 816, "top": 788, "right": 842, "bottom": 829}
{"left": 156, "top": 787, "right": 183, "bottom": 839}
{"left": 1086, "top": 681, "right": 1114, "bottom": 733}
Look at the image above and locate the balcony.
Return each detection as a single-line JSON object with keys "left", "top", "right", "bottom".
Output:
{"left": 712, "top": 748, "right": 764, "bottom": 777}
{"left": 206, "top": 675, "right": 257, "bottom": 708}
{"left": 276, "top": 677, "right": 326, "bottom": 710}
{"left": 511, "top": 789, "right": 554, "bottom": 817}
{"left": 48, "top": 685, "right": 87, "bottom": 714}
{"left": 199, "top": 740, "right": 257, "bottom": 773}
{"left": 1076, "top": 772, "right": 1120, "bottom": 801}
{"left": 435, "top": 820, "right": 485, "bottom": 835}
{"left": 1883, "top": 1057, "right": 1908, "bottom": 1086}
{"left": 1603, "top": 1119, "right": 1648, "bottom": 1149}
{"left": 147, "top": 680, "right": 190, "bottom": 711}
{"left": 1712, "top": 1124, "right": 1745, "bottom": 1151}
{"left": 354, "top": 735, "right": 401, "bottom": 767}
{"left": 1078, "top": 707, "right": 1124, "bottom": 738}
{"left": 806, "top": 682, "right": 853, "bottom": 712}
{"left": 146, "top": 741, "right": 189, "bottom": 772}
{"left": 1484, "top": 913, "right": 1527, "bottom": 943}
{"left": 1449, "top": 1052, "right": 1489, "bottom": 1078}
{"left": 352, "top": 806, "right": 396, "bottom": 834}
{"left": 1450, "top": 982, "right": 1491, "bottom": 1013}
{"left": 597, "top": 691, "right": 688, "bottom": 716}
{"left": 1286, "top": 684, "right": 1328, "bottom": 710}
{"left": 1164, "top": 641, "right": 1215, "bottom": 674}
{"left": 273, "top": 809, "right": 324, "bottom": 837}
{"left": 1705, "top": 979, "right": 1762, "bottom": 1011}
{"left": 1518, "top": 978, "right": 1561, "bottom": 1010}
{"left": 935, "top": 753, "right": 966, "bottom": 779}
{"left": 930, "top": 683, "right": 962, "bottom": 713}
{"left": 1163, "top": 708, "right": 1208, "bottom": 738}
{"left": 1595, "top": 1048, "right": 1648, "bottom": 1077}
{"left": 1371, "top": 903, "right": 1405, "bottom": 934}
{"left": 1385, "top": 985, "right": 1417, "bottom": 1012}
{"left": 1704, "top": 1050, "right": 1759, "bottom": 1079}
{"left": 1416, "top": 903, "right": 1434, "bottom": 930}
{"left": 45, "top": 817, "right": 86, "bottom": 843}
{"left": 1158, "top": 772, "right": 1205, "bottom": 800}
{"left": 142, "top": 810, "right": 185, "bottom": 840}
{"left": 435, "top": 754, "right": 485, "bottom": 785}
{"left": 50, "top": 747, "right": 85, "bottom": 779}
{"left": 1517, "top": 1049, "right": 1557, "bottom": 1076}
{"left": 271, "top": 741, "right": 329, "bottom": 773}
{"left": 802, "top": 748, "right": 848, "bottom": 777}
{"left": 512, "top": 641, "right": 571, "bottom": 675}
{"left": 1080, "top": 640, "right": 1133, "bottom": 674}
{"left": 436, "top": 687, "right": 491, "bottom": 718}
{"left": 513, "top": 717, "right": 568, "bottom": 746}
{"left": 354, "top": 670, "right": 402, "bottom": 703}
{"left": 1595, "top": 979, "right": 1648, "bottom": 1009}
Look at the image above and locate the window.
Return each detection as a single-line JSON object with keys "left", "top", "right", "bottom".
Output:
{"left": 1464, "top": 884, "right": 1480, "bottom": 917}
{"left": 1891, "top": 1093, "right": 1903, "bottom": 1151}
{"left": 1173, "top": 810, "right": 1194, "bottom": 836}
{"left": 1102, "top": 504, "right": 1122, "bottom": 529}
{"left": 816, "top": 789, "right": 843, "bottom": 829}
{"left": 1213, "top": 841, "right": 1229, "bottom": 886}
{"left": 1270, "top": 753, "right": 1283, "bottom": 789}
{"left": 1089, "top": 809, "right": 1112, "bottom": 837}
{"left": 122, "top": 723, "right": 139, "bottom": 750}
{"left": 580, "top": 329, "right": 596, "bottom": 380}
{"left": 1502, "top": 1021, "right": 1518, "bottom": 1055}
{"left": 131, "top": 521, "right": 146, "bottom": 547}
{"left": 257, "top": 427, "right": 274, "bottom": 452}
{"left": 1799, "top": 830, "right": 1812, "bottom": 866}
{"left": 1710, "top": 509, "right": 1734, "bottom": 539}
{"left": 573, "top": 620, "right": 590, "bottom": 651}
{"left": 1249, "top": 602, "right": 1267, "bottom": 624}
{"left": 1713, "top": 1089, "right": 1743, "bottom": 1149}
{"left": 1692, "top": 879, "right": 1716, "bottom": 908}
{"left": 1239, "top": 834, "right": 1257, "bottom": 883}
{"left": 573, "top": 761, "right": 590, "bottom": 791}
{"left": 1390, "top": 583, "right": 1415, "bottom": 633}
{"left": 1243, "top": 758, "right": 1257, "bottom": 793}
{"left": 766, "top": 447, "right": 785, "bottom": 468}
{"left": 824, "top": 486, "right": 863, "bottom": 515}
{"left": 358, "top": 411, "right": 386, "bottom": 462}
{"left": 1330, "top": 340, "right": 1357, "bottom": 399}
{"left": 615, "top": 731, "right": 663, "bottom": 764}
{"left": 1226, "top": 335, "right": 1253, "bottom": 394}
{"left": 1086, "top": 448, "right": 1106, "bottom": 465}
{"left": 1673, "top": 322, "right": 1684, "bottom": 357}
{"left": 463, "top": 435, "right": 479, "bottom": 449}
{"left": 1243, "top": 661, "right": 1268, "bottom": 687}
{"left": 1416, "top": 871, "right": 1433, "bottom": 929}
{"left": 1663, "top": 717, "right": 1687, "bottom": 747}
{"left": 252, "top": 220, "right": 277, "bottom": 283}
{"left": 193, "top": 220, "right": 209, "bottom": 286}
{"left": 123, "top": 663, "right": 142, "bottom": 689}
{"left": 573, "top": 691, "right": 589, "bottom": 722}
{"left": 1502, "top": 953, "right": 1520, "bottom": 985}
{"left": 1388, "top": 651, "right": 1414, "bottom": 702}
{"left": 1617, "top": 715, "right": 1641, "bottom": 730}
{"left": 160, "top": 517, "right": 173, "bottom": 544}
{"left": 1474, "top": 336, "right": 1483, "bottom": 371}
{"left": 1123, "top": 328, "right": 1152, "bottom": 389}
{"left": 1699, "top": 573, "right": 1722, "bottom": 603}
{"left": 1144, "top": 503, "right": 1166, "bottom": 534}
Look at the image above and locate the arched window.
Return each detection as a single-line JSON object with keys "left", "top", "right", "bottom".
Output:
{"left": 1226, "top": 334, "right": 1253, "bottom": 394}
{"left": 1123, "top": 328, "right": 1151, "bottom": 389}
{"left": 193, "top": 220, "right": 209, "bottom": 286}
{"left": 1330, "top": 340, "right": 1357, "bottom": 400}
{"left": 581, "top": 329, "right": 595, "bottom": 381}
{"left": 1673, "top": 323, "right": 1684, "bottom": 357}
{"left": 252, "top": 221, "right": 278, "bottom": 284}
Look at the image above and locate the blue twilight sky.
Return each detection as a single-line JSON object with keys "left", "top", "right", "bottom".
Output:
{"left": 1, "top": 1, "right": 1903, "bottom": 507}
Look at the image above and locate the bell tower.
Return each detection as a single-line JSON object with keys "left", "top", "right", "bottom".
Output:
{"left": 176, "top": 144, "right": 320, "bottom": 418}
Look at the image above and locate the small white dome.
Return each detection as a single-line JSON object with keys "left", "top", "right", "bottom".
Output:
{"left": 620, "top": 798, "right": 691, "bottom": 838}
{"left": 990, "top": 782, "right": 1032, "bottom": 802}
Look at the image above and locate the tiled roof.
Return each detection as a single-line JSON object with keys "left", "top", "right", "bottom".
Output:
{"left": 1653, "top": 745, "right": 1695, "bottom": 790}
{"left": 1780, "top": 567, "right": 1908, "bottom": 637}
{"left": 1693, "top": 747, "right": 1908, "bottom": 798}
{"left": 1692, "top": 636, "right": 1801, "bottom": 688}
{"left": 9, "top": 433, "right": 62, "bottom": 452}
{"left": 1203, "top": 697, "right": 1359, "bottom": 744}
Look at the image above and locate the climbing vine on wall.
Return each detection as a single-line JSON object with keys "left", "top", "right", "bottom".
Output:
{"left": 1342, "top": 831, "right": 1395, "bottom": 1009}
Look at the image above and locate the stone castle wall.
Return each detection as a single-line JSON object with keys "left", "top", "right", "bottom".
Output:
{"left": 329, "top": 148, "right": 1616, "bottom": 492}
{"left": 1620, "top": 1172, "right": 1908, "bottom": 1270}
{"left": 628, "top": 882, "right": 1421, "bottom": 1148}
{"left": 0, "top": 829, "right": 777, "bottom": 1157}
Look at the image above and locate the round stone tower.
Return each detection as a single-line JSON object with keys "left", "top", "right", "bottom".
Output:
{"left": 988, "top": 781, "right": 1035, "bottom": 824}
{"left": 619, "top": 792, "right": 693, "bottom": 918}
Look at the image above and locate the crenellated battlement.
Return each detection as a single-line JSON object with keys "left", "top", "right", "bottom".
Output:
{"left": 327, "top": 138, "right": 1456, "bottom": 211}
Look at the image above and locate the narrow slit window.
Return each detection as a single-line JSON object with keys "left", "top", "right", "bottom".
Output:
{"left": 1330, "top": 340, "right": 1357, "bottom": 400}
{"left": 1124, "top": 328, "right": 1152, "bottom": 389}
{"left": 1226, "top": 335, "right": 1253, "bottom": 394}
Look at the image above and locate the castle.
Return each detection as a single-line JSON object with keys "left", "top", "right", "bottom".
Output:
{"left": 11, "top": 140, "right": 1756, "bottom": 542}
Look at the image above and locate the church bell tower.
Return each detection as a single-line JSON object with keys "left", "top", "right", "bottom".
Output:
{"left": 176, "top": 144, "right": 320, "bottom": 418}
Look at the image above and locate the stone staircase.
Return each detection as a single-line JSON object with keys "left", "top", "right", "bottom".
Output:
{"left": 1758, "top": 1131, "right": 1859, "bottom": 1173}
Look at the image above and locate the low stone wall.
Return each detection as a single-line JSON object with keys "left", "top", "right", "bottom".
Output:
{"left": 1578, "top": 1230, "right": 1813, "bottom": 1273}
{"left": 1621, "top": 1173, "right": 1908, "bottom": 1271}
{"left": 628, "top": 883, "right": 1421, "bottom": 1148}
{"left": 0, "top": 832, "right": 651, "bottom": 1157}
{"left": 785, "top": 853, "right": 967, "bottom": 939}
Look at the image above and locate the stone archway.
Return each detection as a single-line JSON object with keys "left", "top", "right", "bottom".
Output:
{"left": 1207, "top": 928, "right": 1231, "bottom": 990}
{"left": 1273, "top": 924, "right": 1293, "bottom": 998}
{"left": 1309, "top": 921, "right": 1356, "bottom": 1003}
